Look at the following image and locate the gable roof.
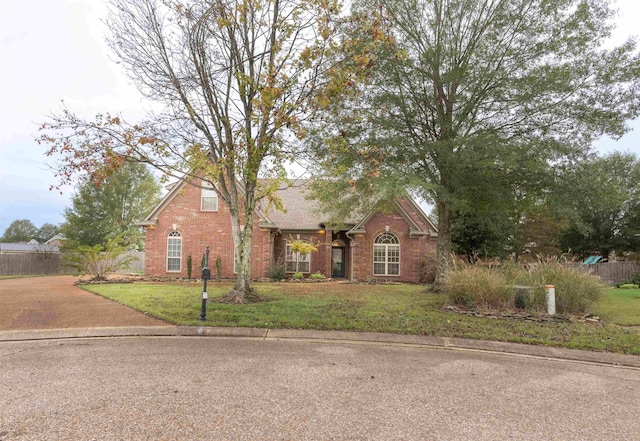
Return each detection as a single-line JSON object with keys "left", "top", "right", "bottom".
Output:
{"left": 138, "top": 179, "right": 189, "bottom": 226}
{"left": 262, "top": 180, "right": 338, "bottom": 230}
{"left": 349, "top": 198, "right": 437, "bottom": 237}
{"left": 138, "top": 177, "right": 437, "bottom": 235}
{"left": 45, "top": 234, "right": 66, "bottom": 244}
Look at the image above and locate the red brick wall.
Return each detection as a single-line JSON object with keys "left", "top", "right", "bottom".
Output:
{"left": 144, "top": 186, "right": 436, "bottom": 283}
{"left": 144, "top": 181, "right": 271, "bottom": 278}
{"left": 350, "top": 201, "right": 437, "bottom": 283}
{"left": 273, "top": 230, "right": 331, "bottom": 275}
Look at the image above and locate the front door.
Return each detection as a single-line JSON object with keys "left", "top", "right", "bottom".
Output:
{"left": 331, "top": 247, "right": 345, "bottom": 278}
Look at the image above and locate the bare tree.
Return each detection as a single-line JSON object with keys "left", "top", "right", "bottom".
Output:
{"left": 39, "top": 0, "right": 339, "bottom": 302}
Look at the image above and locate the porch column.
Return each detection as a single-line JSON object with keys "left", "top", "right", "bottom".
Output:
{"left": 325, "top": 229, "right": 332, "bottom": 277}
{"left": 349, "top": 237, "right": 357, "bottom": 282}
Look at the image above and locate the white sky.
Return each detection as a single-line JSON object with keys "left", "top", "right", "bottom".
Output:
{"left": 1, "top": 0, "right": 639, "bottom": 235}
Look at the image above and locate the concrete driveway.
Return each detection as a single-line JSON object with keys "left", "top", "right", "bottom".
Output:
{"left": 0, "top": 275, "right": 166, "bottom": 330}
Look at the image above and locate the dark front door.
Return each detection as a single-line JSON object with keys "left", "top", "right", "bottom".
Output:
{"left": 332, "top": 247, "right": 345, "bottom": 278}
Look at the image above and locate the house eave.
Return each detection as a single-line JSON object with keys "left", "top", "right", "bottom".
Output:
{"left": 278, "top": 228, "right": 328, "bottom": 233}
{"left": 136, "top": 219, "right": 158, "bottom": 228}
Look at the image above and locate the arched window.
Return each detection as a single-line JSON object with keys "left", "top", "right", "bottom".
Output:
{"left": 167, "top": 231, "right": 182, "bottom": 272}
{"left": 373, "top": 232, "right": 400, "bottom": 276}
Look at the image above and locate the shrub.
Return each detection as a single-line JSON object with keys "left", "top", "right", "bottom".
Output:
{"left": 445, "top": 258, "right": 605, "bottom": 314}
{"left": 215, "top": 256, "right": 222, "bottom": 280}
{"left": 445, "top": 265, "right": 510, "bottom": 309}
{"left": 618, "top": 283, "right": 639, "bottom": 289}
{"left": 63, "top": 235, "right": 135, "bottom": 281}
{"left": 269, "top": 256, "right": 287, "bottom": 280}
{"left": 416, "top": 252, "right": 436, "bottom": 283}
{"left": 292, "top": 272, "right": 304, "bottom": 280}
{"left": 524, "top": 260, "right": 605, "bottom": 314}
{"left": 622, "top": 274, "right": 640, "bottom": 286}
{"left": 310, "top": 272, "right": 326, "bottom": 280}
{"left": 513, "top": 287, "right": 532, "bottom": 309}
{"left": 186, "top": 255, "right": 193, "bottom": 279}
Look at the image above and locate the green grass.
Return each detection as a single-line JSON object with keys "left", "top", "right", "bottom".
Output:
{"left": 592, "top": 288, "right": 640, "bottom": 326}
{"left": 82, "top": 282, "right": 640, "bottom": 355}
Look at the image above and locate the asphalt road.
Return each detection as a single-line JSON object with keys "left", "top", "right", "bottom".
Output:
{"left": 1, "top": 337, "right": 639, "bottom": 440}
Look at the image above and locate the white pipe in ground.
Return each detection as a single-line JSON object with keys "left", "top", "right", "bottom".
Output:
{"left": 545, "top": 285, "right": 556, "bottom": 316}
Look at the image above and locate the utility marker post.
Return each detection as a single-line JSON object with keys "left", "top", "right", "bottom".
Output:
{"left": 200, "top": 246, "right": 211, "bottom": 321}
{"left": 545, "top": 285, "right": 556, "bottom": 316}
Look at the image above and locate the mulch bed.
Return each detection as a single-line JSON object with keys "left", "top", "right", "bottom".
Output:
{"left": 442, "top": 304, "right": 602, "bottom": 324}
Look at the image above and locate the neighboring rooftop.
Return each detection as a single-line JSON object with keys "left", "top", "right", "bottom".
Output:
{"left": 0, "top": 242, "right": 60, "bottom": 253}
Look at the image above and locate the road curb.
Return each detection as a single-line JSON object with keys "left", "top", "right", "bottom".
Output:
{"left": 1, "top": 326, "right": 639, "bottom": 368}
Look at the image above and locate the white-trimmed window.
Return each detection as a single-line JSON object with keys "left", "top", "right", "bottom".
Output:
{"left": 201, "top": 181, "right": 218, "bottom": 211}
{"left": 285, "top": 244, "right": 310, "bottom": 273}
{"left": 167, "top": 231, "right": 182, "bottom": 272}
{"left": 373, "top": 232, "right": 400, "bottom": 276}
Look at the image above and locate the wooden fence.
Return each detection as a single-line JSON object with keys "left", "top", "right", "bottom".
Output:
{"left": 1, "top": 251, "right": 637, "bottom": 283}
{"left": 0, "top": 251, "right": 146, "bottom": 276}
{"left": 0, "top": 253, "right": 65, "bottom": 276}
{"left": 572, "top": 261, "right": 640, "bottom": 285}
{"left": 116, "top": 251, "right": 145, "bottom": 274}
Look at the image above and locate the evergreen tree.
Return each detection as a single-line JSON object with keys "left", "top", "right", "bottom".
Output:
{"left": 61, "top": 162, "right": 160, "bottom": 249}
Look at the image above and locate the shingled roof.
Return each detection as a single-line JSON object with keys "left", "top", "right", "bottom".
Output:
{"left": 263, "top": 180, "right": 340, "bottom": 230}
{"left": 0, "top": 242, "right": 59, "bottom": 253}
{"left": 140, "top": 177, "right": 435, "bottom": 234}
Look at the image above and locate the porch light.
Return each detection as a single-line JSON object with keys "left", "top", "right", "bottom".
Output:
{"left": 318, "top": 229, "right": 325, "bottom": 234}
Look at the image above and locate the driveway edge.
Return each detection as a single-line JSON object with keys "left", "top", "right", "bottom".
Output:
{"left": 1, "top": 326, "right": 638, "bottom": 368}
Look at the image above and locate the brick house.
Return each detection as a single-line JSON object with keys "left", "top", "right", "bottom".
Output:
{"left": 138, "top": 179, "right": 438, "bottom": 283}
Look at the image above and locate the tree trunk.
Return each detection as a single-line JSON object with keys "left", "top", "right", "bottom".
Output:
{"left": 433, "top": 199, "right": 453, "bottom": 291}
{"left": 220, "top": 207, "right": 262, "bottom": 303}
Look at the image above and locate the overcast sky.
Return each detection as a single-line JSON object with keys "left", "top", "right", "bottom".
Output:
{"left": 1, "top": 0, "right": 639, "bottom": 236}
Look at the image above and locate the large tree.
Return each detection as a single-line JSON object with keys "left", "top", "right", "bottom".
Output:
{"left": 451, "top": 207, "right": 516, "bottom": 261}
{"left": 1, "top": 219, "right": 38, "bottom": 243}
{"left": 39, "top": 0, "right": 339, "bottom": 302}
{"left": 558, "top": 152, "right": 640, "bottom": 259}
{"left": 61, "top": 162, "right": 160, "bottom": 249}
{"left": 308, "top": 0, "right": 640, "bottom": 286}
{"left": 36, "top": 223, "right": 61, "bottom": 243}
{"left": 515, "top": 204, "right": 569, "bottom": 261}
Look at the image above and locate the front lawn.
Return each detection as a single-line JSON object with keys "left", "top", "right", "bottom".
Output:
{"left": 593, "top": 288, "right": 640, "bottom": 326}
{"left": 82, "top": 281, "right": 640, "bottom": 355}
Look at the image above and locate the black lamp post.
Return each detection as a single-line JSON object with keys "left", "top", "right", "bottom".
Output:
{"left": 200, "top": 246, "right": 211, "bottom": 321}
